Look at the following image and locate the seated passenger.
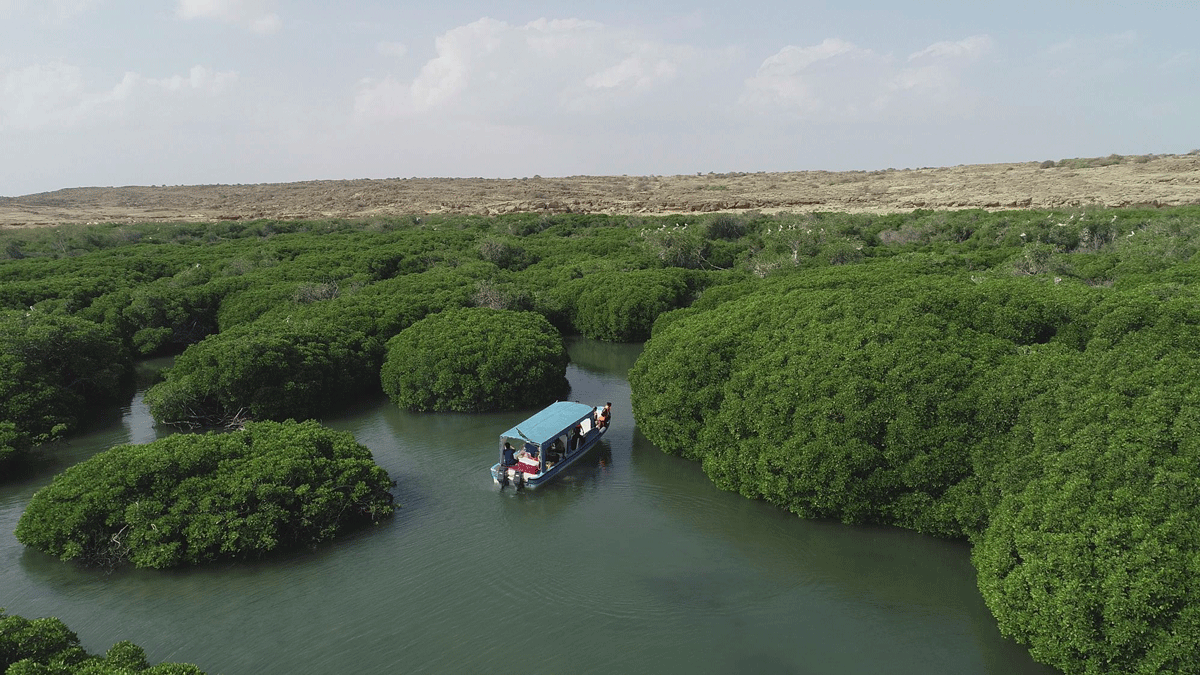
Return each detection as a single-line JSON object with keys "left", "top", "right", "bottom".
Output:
{"left": 502, "top": 441, "right": 517, "bottom": 467}
{"left": 518, "top": 443, "right": 540, "bottom": 467}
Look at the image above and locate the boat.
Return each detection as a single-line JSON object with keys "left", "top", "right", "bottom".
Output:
{"left": 490, "top": 400, "right": 610, "bottom": 488}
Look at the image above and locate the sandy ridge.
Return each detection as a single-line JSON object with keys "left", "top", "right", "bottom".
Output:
{"left": 3, "top": 155, "right": 1199, "bottom": 228}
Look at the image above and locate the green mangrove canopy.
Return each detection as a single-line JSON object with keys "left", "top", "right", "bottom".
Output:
{"left": 15, "top": 420, "right": 394, "bottom": 569}
{"left": 381, "top": 307, "right": 569, "bottom": 412}
{"left": 630, "top": 264, "right": 1200, "bottom": 675}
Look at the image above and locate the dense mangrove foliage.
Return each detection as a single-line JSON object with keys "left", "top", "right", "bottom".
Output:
{"left": 15, "top": 421, "right": 393, "bottom": 568}
{"left": 1, "top": 610, "right": 205, "bottom": 675}
{"left": 630, "top": 243, "right": 1200, "bottom": 671}
{"left": 0, "top": 311, "right": 128, "bottom": 466}
{"left": 381, "top": 307, "right": 569, "bottom": 412}
{"left": 4, "top": 206, "right": 1200, "bottom": 673}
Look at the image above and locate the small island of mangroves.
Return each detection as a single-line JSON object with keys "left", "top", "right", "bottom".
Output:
{"left": 4, "top": 206, "right": 1200, "bottom": 674}
{"left": 15, "top": 420, "right": 394, "bottom": 569}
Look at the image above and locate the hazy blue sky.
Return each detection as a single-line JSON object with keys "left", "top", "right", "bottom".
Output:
{"left": 1, "top": 1, "right": 1196, "bottom": 196}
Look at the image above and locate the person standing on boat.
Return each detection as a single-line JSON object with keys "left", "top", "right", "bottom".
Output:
{"left": 571, "top": 423, "right": 583, "bottom": 451}
{"left": 597, "top": 402, "right": 612, "bottom": 429}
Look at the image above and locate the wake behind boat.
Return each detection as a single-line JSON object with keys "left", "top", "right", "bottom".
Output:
{"left": 490, "top": 400, "right": 610, "bottom": 489}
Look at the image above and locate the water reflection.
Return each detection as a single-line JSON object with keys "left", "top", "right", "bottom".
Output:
{"left": 625, "top": 425, "right": 1055, "bottom": 674}
{"left": 565, "top": 335, "right": 641, "bottom": 377}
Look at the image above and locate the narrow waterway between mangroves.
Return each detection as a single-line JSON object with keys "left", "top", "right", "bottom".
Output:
{"left": 0, "top": 339, "right": 1057, "bottom": 674}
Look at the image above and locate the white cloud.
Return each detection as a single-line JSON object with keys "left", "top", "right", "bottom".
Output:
{"left": 354, "top": 17, "right": 696, "bottom": 121}
{"left": 908, "top": 34, "right": 994, "bottom": 62}
{"left": 407, "top": 17, "right": 506, "bottom": 110}
{"left": 888, "top": 34, "right": 994, "bottom": 97}
{"left": 176, "top": 0, "right": 280, "bottom": 34}
{"left": 740, "top": 35, "right": 995, "bottom": 122}
{"left": 2, "top": 62, "right": 107, "bottom": 130}
{"left": 1, "top": 62, "right": 237, "bottom": 132}
{"left": 147, "top": 65, "right": 238, "bottom": 93}
{"left": 739, "top": 38, "right": 890, "bottom": 119}
{"left": 585, "top": 55, "right": 678, "bottom": 90}
{"left": 761, "top": 38, "right": 861, "bottom": 72}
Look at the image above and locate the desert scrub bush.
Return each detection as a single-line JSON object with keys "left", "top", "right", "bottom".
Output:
{"left": 381, "top": 307, "right": 569, "bottom": 412}
{"left": 1057, "top": 154, "right": 1125, "bottom": 169}
{"left": 1, "top": 609, "right": 207, "bottom": 673}
{"left": 14, "top": 420, "right": 393, "bottom": 569}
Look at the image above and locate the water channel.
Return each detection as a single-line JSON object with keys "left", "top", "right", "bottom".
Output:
{"left": 0, "top": 339, "right": 1057, "bottom": 674}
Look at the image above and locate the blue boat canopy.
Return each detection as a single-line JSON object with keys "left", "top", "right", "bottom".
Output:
{"left": 501, "top": 401, "right": 595, "bottom": 446}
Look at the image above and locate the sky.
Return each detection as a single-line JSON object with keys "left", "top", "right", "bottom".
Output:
{"left": 1, "top": 1, "right": 1197, "bottom": 196}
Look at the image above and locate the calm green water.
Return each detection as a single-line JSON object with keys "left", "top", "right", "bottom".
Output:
{"left": 0, "top": 340, "right": 1057, "bottom": 674}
